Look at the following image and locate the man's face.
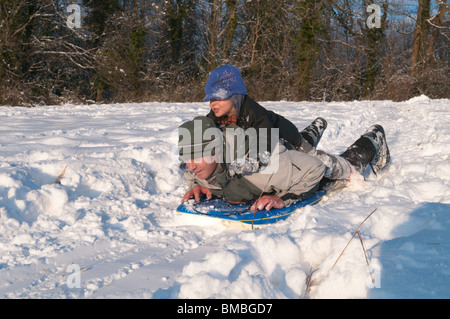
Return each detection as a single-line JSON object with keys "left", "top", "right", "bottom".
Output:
{"left": 185, "top": 156, "right": 218, "bottom": 180}
{"left": 209, "top": 99, "right": 234, "bottom": 118}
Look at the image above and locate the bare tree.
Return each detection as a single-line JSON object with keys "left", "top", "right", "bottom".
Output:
{"left": 1, "top": 0, "right": 448, "bottom": 106}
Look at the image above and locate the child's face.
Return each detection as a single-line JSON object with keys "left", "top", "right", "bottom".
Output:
{"left": 209, "top": 99, "right": 234, "bottom": 117}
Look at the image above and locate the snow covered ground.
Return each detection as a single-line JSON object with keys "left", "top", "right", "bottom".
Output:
{"left": 0, "top": 95, "right": 448, "bottom": 299}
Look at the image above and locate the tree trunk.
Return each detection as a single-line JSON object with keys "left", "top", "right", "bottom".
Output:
{"left": 410, "top": 0, "right": 431, "bottom": 76}
{"left": 425, "top": 0, "right": 448, "bottom": 66}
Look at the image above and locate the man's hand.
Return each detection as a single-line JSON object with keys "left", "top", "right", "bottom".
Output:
{"left": 182, "top": 185, "right": 212, "bottom": 202}
{"left": 250, "top": 195, "right": 285, "bottom": 211}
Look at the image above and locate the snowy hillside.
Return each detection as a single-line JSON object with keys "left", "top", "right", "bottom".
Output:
{"left": 0, "top": 96, "right": 448, "bottom": 299}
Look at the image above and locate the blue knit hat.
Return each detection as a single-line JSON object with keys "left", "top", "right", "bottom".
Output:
{"left": 204, "top": 65, "right": 247, "bottom": 102}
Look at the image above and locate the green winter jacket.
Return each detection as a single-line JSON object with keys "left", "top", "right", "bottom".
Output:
{"left": 183, "top": 143, "right": 325, "bottom": 205}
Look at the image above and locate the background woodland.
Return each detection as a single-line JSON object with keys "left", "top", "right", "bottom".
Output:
{"left": 0, "top": 0, "right": 448, "bottom": 106}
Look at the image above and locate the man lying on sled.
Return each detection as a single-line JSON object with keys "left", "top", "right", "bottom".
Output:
{"left": 178, "top": 116, "right": 390, "bottom": 211}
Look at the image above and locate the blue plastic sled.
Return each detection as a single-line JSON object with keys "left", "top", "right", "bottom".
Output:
{"left": 176, "top": 191, "right": 326, "bottom": 227}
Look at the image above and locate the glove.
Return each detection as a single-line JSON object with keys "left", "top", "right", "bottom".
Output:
{"left": 228, "top": 158, "right": 259, "bottom": 177}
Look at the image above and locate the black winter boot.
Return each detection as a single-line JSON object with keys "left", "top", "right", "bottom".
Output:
{"left": 362, "top": 124, "right": 390, "bottom": 174}
{"left": 340, "top": 124, "right": 390, "bottom": 175}
{"left": 299, "top": 117, "right": 327, "bottom": 150}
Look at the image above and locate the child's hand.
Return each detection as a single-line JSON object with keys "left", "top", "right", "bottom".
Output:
{"left": 182, "top": 185, "right": 212, "bottom": 202}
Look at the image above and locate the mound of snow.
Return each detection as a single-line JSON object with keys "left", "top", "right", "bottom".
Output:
{"left": 0, "top": 98, "right": 448, "bottom": 299}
